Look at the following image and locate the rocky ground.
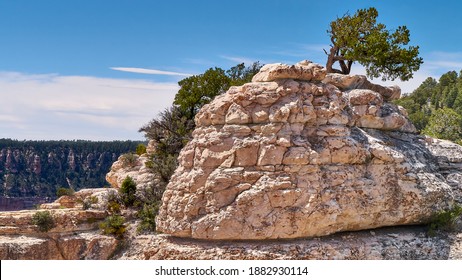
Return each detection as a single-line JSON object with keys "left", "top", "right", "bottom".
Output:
{"left": 0, "top": 188, "right": 125, "bottom": 260}
{"left": 0, "top": 186, "right": 461, "bottom": 260}
{"left": 119, "top": 226, "right": 462, "bottom": 260}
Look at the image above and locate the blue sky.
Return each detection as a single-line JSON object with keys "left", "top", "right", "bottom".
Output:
{"left": 1, "top": 0, "right": 462, "bottom": 140}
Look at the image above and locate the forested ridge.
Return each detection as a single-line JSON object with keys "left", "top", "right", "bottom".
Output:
{"left": 0, "top": 139, "right": 142, "bottom": 198}
{"left": 395, "top": 70, "right": 462, "bottom": 144}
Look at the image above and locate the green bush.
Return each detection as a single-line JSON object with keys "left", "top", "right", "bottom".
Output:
{"left": 31, "top": 211, "right": 55, "bottom": 232}
{"left": 107, "top": 200, "right": 121, "bottom": 214}
{"left": 119, "top": 176, "right": 137, "bottom": 207}
{"left": 99, "top": 215, "right": 126, "bottom": 238}
{"left": 137, "top": 202, "right": 160, "bottom": 233}
{"left": 105, "top": 191, "right": 122, "bottom": 214}
{"left": 428, "top": 204, "right": 462, "bottom": 236}
{"left": 136, "top": 144, "right": 147, "bottom": 155}
{"left": 120, "top": 153, "right": 138, "bottom": 167}
{"left": 56, "top": 187, "right": 74, "bottom": 197}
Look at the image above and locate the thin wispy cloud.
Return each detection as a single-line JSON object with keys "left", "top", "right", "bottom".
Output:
{"left": 421, "top": 51, "right": 462, "bottom": 71}
{"left": 0, "top": 72, "right": 178, "bottom": 140}
{"left": 426, "top": 60, "right": 462, "bottom": 70}
{"left": 220, "top": 55, "right": 257, "bottom": 65}
{"left": 110, "top": 67, "right": 193, "bottom": 77}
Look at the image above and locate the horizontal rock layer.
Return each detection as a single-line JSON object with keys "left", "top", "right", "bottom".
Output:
{"left": 0, "top": 232, "right": 118, "bottom": 260}
{"left": 121, "top": 228, "right": 462, "bottom": 260}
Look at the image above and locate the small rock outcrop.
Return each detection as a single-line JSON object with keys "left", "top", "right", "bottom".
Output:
{"left": 156, "top": 61, "right": 459, "bottom": 240}
{"left": 0, "top": 188, "right": 120, "bottom": 260}
{"left": 106, "top": 140, "right": 160, "bottom": 190}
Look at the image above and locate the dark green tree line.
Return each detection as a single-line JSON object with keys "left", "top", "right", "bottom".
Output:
{"left": 395, "top": 70, "right": 462, "bottom": 144}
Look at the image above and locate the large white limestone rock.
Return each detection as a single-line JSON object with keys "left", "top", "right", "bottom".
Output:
{"left": 156, "top": 61, "right": 458, "bottom": 240}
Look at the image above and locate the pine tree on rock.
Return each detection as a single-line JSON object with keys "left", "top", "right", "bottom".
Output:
{"left": 325, "top": 7, "right": 423, "bottom": 81}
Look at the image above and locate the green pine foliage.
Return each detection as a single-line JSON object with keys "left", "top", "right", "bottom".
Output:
{"left": 135, "top": 144, "right": 147, "bottom": 155}
{"left": 395, "top": 70, "right": 462, "bottom": 144}
{"left": 119, "top": 176, "right": 137, "bottom": 207}
{"left": 326, "top": 7, "right": 422, "bottom": 81}
{"left": 136, "top": 202, "right": 160, "bottom": 233}
{"left": 422, "top": 108, "right": 462, "bottom": 142}
{"left": 99, "top": 214, "right": 126, "bottom": 238}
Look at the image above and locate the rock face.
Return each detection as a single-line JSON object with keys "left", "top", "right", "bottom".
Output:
{"left": 0, "top": 139, "right": 140, "bottom": 205}
{"left": 156, "top": 61, "right": 458, "bottom": 240}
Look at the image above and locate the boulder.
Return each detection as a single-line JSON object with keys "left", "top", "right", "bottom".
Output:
{"left": 156, "top": 61, "right": 458, "bottom": 240}
{"left": 252, "top": 60, "right": 326, "bottom": 82}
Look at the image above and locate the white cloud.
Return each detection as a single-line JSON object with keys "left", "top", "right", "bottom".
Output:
{"left": 0, "top": 72, "right": 178, "bottom": 140}
{"left": 110, "top": 67, "right": 192, "bottom": 77}
{"left": 422, "top": 51, "right": 462, "bottom": 73}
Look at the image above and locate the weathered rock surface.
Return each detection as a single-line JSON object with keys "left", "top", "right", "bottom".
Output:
{"left": 39, "top": 188, "right": 118, "bottom": 210}
{"left": 0, "top": 188, "right": 123, "bottom": 260}
{"left": 0, "top": 209, "right": 107, "bottom": 235}
{"left": 0, "top": 232, "right": 118, "bottom": 260}
{"left": 156, "top": 61, "right": 458, "bottom": 240}
{"left": 426, "top": 138, "right": 462, "bottom": 204}
{"left": 120, "top": 227, "right": 462, "bottom": 260}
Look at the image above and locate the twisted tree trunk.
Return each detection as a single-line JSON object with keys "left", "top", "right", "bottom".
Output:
{"left": 325, "top": 46, "right": 352, "bottom": 75}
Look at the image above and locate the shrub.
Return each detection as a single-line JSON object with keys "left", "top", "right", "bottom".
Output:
{"left": 120, "top": 153, "right": 138, "bottom": 167}
{"left": 149, "top": 153, "right": 178, "bottom": 187}
{"left": 99, "top": 215, "right": 126, "bottom": 238}
{"left": 107, "top": 200, "right": 121, "bottom": 214}
{"left": 106, "top": 191, "right": 122, "bottom": 214}
{"left": 82, "top": 196, "right": 99, "bottom": 210}
{"left": 119, "top": 176, "right": 137, "bottom": 207}
{"left": 428, "top": 204, "right": 462, "bottom": 236}
{"left": 136, "top": 144, "right": 147, "bottom": 155}
{"left": 137, "top": 202, "right": 160, "bottom": 233}
{"left": 31, "top": 211, "right": 55, "bottom": 232}
{"left": 56, "top": 187, "right": 74, "bottom": 197}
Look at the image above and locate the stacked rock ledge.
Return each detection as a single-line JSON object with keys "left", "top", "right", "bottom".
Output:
{"left": 156, "top": 61, "right": 459, "bottom": 240}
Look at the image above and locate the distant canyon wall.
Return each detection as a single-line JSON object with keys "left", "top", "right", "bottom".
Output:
{"left": 0, "top": 139, "right": 141, "bottom": 209}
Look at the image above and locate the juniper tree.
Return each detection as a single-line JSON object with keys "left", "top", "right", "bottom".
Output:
{"left": 325, "top": 7, "right": 423, "bottom": 81}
